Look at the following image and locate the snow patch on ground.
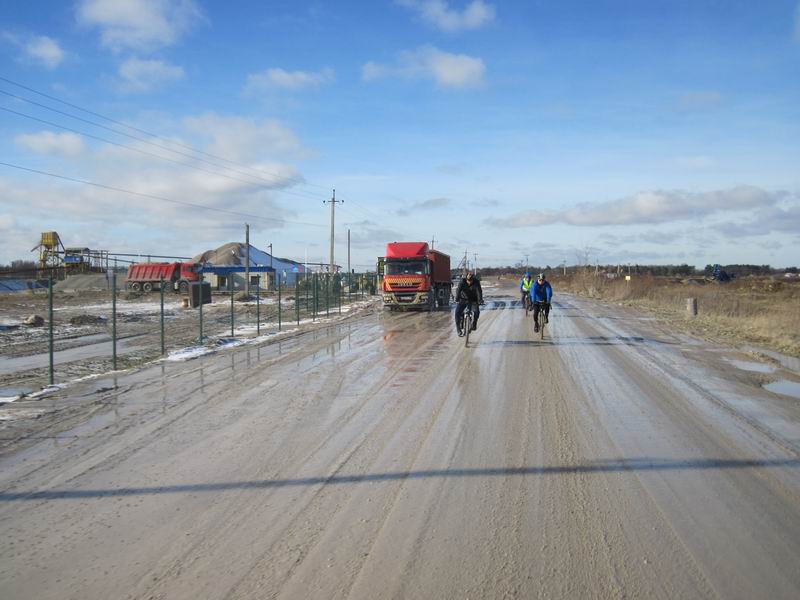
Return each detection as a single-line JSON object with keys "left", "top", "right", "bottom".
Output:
{"left": 165, "top": 346, "right": 215, "bottom": 362}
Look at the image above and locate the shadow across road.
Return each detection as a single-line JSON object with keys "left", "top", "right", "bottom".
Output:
{"left": 478, "top": 335, "right": 671, "bottom": 348}
{"left": 2, "top": 457, "right": 797, "bottom": 501}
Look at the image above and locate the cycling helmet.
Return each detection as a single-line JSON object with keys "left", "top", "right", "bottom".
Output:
{"left": 524, "top": 272, "right": 531, "bottom": 278}
{"left": 537, "top": 272, "right": 545, "bottom": 279}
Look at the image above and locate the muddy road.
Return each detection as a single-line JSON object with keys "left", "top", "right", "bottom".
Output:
{"left": 1, "top": 287, "right": 799, "bottom": 599}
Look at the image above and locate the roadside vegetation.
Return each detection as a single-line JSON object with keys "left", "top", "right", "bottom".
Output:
{"left": 554, "top": 271, "right": 800, "bottom": 357}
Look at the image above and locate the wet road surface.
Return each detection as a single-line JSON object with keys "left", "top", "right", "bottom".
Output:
{"left": 1, "top": 290, "right": 799, "bottom": 599}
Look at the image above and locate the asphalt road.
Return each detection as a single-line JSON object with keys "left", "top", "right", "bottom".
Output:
{"left": 1, "top": 287, "right": 799, "bottom": 599}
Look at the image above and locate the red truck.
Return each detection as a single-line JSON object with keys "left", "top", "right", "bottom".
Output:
{"left": 381, "top": 242, "right": 451, "bottom": 309}
{"left": 126, "top": 262, "right": 200, "bottom": 293}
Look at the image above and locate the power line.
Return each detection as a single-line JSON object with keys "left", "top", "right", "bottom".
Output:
{"left": 0, "top": 88, "right": 327, "bottom": 197}
{"left": 1, "top": 105, "right": 333, "bottom": 204}
{"left": 0, "top": 161, "right": 326, "bottom": 228}
{"left": 340, "top": 197, "right": 384, "bottom": 222}
{"left": 0, "top": 75, "right": 332, "bottom": 192}
{"left": 2, "top": 105, "right": 297, "bottom": 191}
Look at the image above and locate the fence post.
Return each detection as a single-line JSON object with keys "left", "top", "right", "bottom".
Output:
{"left": 313, "top": 273, "right": 317, "bottom": 321}
{"left": 326, "top": 274, "right": 330, "bottom": 317}
{"left": 198, "top": 271, "right": 204, "bottom": 343}
{"left": 230, "top": 283, "right": 235, "bottom": 336}
{"left": 256, "top": 281, "right": 260, "bottom": 335}
{"left": 296, "top": 276, "right": 300, "bottom": 325}
{"left": 686, "top": 297, "right": 698, "bottom": 319}
{"left": 278, "top": 273, "right": 282, "bottom": 331}
{"left": 112, "top": 272, "right": 117, "bottom": 371}
{"left": 48, "top": 276, "right": 54, "bottom": 385}
{"left": 160, "top": 276, "right": 165, "bottom": 355}
{"left": 338, "top": 274, "right": 342, "bottom": 314}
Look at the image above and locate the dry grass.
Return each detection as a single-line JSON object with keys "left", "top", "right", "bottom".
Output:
{"left": 554, "top": 272, "right": 800, "bottom": 356}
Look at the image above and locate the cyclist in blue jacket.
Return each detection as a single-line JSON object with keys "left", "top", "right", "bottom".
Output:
{"left": 530, "top": 273, "right": 552, "bottom": 333}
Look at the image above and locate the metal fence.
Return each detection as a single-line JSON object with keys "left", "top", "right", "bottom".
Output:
{"left": 2, "top": 272, "right": 378, "bottom": 389}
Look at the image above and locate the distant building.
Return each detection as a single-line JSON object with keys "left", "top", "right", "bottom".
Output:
{"left": 193, "top": 242, "right": 307, "bottom": 290}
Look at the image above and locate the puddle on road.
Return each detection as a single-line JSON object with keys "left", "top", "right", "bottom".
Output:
{"left": 763, "top": 380, "right": 800, "bottom": 399}
{"left": 0, "top": 386, "right": 34, "bottom": 399}
{"left": 724, "top": 358, "right": 776, "bottom": 374}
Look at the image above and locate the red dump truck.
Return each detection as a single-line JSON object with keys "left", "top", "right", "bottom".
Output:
{"left": 126, "top": 262, "right": 200, "bottom": 293}
{"left": 381, "top": 242, "right": 451, "bottom": 309}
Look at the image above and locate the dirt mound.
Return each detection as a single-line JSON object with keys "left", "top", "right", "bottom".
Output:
{"left": 54, "top": 274, "right": 125, "bottom": 292}
{"left": 193, "top": 242, "right": 244, "bottom": 266}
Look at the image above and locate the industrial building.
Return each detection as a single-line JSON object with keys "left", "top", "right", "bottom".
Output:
{"left": 193, "top": 242, "right": 307, "bottom": 290}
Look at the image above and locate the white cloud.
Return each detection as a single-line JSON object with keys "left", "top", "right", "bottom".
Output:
{"left": 713, "top": 205, "right": 800, "bottom": 238}
{"left": 0, "top": 214, "right": 15, "bottom": 230}
{"left": 397, "top": 0, "right": 496, "bottom": 32}
{"left": 396, "top": 197, "right": 450, "bottom": 216}
{"left": 76, "top": 0, "right": 203, "bottom": 52}
{"left": 182, "top": 113, "right": 307, "bottom": 162}
{"left": 0, "top": 110, "right": 314, "bottom": 263}
{"left": 1, "top": 32, "right": 65, "bottom": 69}
{"left": 338, "top": 219, "right": 406, "bottom": 249}
{"left": 25, "top": 35, "right": 65, "bottom": 68}
{"left": 363, "top": 45, "right": 485, "bottom": 88}
{"left": 485, "top": 186, "right": 786, "bottom": 228}
{"left": 245, "top": 67, "right": 334, "bottom": 93}
{"left": 117, "top": 57, "right": 185, "bottom": 92}
{"left": 14, "top": 131, "right": 84, "bottom": 158}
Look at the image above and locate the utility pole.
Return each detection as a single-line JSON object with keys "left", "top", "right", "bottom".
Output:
{"left": 473, "top": 253, "right": 479, "bottom": 276}
{"left": 525, "top": 254, "right": 529, "bottom": 269}
{"left": 245, "top": 223, "right": 250, "bottom": 295}
{"left": 431, "top": 235, "right": 436, "bottom": 250}
{"left": 268, "top": 243, "right": 273, "bottom": 289}
{"left": 323, "top": 189, "right": 341, "bottom": 273}
{"left": 347, "top": 228, "right": 351, "bottom": 277}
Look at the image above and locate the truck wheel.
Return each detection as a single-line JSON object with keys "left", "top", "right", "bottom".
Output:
{"left": 142, "top": 282, "right": 153, "bottom": 293}
{"left": 131, "top": 282, "right": 141, "bottom": 292}
{"left": 179, "top": 281, "right": 189, "bottom": 294}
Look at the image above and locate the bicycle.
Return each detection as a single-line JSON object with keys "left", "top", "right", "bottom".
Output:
{"left": 461, "top": 302, "right": 475, "bottom": 347}
{"left": 534, "top": 301, "right": 548, "bottom": 340}
{"left": 523, "top": 293, "right": 532, "bottom": 317}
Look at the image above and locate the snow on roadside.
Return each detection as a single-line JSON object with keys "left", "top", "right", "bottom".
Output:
{"left": 165, "top": 346, "right": 215, "bottom": 361}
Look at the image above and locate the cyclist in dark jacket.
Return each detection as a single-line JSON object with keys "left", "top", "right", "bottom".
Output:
{"left": 530, "top": 272, "right": 552, "bottom": 333}
{"left": 455, "top": 272, "right": 483, "bottom": 336}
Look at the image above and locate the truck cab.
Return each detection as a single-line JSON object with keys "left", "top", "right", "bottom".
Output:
{"left": 381, "top": 242, "right": 451, "bottom": 309}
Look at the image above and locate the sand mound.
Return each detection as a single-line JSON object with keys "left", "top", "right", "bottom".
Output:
{"left": 54, "top": 274, "right": 125, "bottom": 292}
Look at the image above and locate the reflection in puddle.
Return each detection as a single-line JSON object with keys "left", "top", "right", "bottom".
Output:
{"left": 763, "top": 380, "right": 800, "bottom": 399}
{"left": 725, "top": 359, "right": 776, "bottom": 374}
{"left": 0, "top": 386, "right": 34, "bottom": 398}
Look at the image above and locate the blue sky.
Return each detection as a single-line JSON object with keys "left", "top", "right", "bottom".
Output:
{"left": 1, "top": 0, "right": 799, "bottom": 269}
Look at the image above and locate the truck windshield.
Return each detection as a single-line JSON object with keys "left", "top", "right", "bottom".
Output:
{"left": 385, "top": 260, "right": 427, "bottom": 275}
